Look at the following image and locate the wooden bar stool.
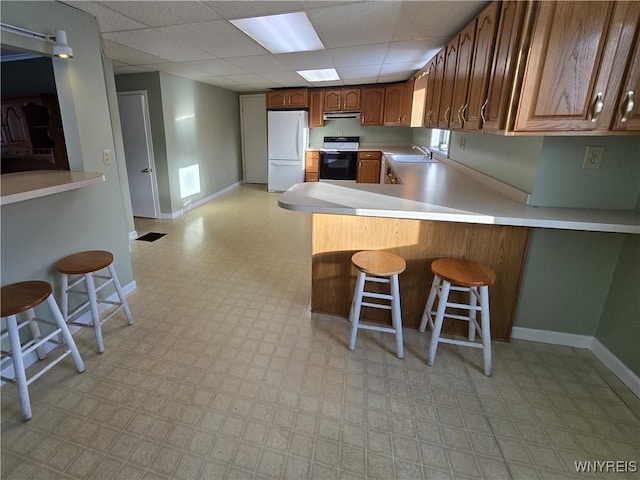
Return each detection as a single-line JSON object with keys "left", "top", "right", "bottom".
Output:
{"left": 419, "top": 258, "right": 495, "bottom": 376}
{"left": 348, "top": 250, "right": 406, "bottom": 358}
{"left": 1, "top": 281, "right": 85, "bottom": 421}
{"left": 56, "top": 250, "right": 133, "bottom": 353}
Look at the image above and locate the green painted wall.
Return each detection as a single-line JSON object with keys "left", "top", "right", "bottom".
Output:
{"left": 310, "top": 118, "right": 412, "bottom": 147}
{"left": 158, "top": 73, "right": 242, "bottom": 213}
{"left": 531, "top": 136, "right": 640, "bottom": 208}
{"left": 115, "top": 73, "right": 172, "bottom": 214}
{"left": 596, "top": 235, "right": 640, "bottom": 374}
{"left": 1, "top": 2, "right": 133, "bottom": 294}
{"left": 115, "top": 73, "right": 242, "bottom": 215}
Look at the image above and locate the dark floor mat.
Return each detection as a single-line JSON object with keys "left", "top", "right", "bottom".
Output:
{"left": 136, "top": 232, "right": 166, "bottom": 242}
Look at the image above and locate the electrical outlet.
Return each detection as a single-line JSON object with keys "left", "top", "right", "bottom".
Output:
{"left": 583, "top": 146, "right": 604, "bottom": 169}
{"left": 102, "top": 149, "right": 112, "bottom": 165}
{"left": 459, "top": 136, "right": 466, "bottom": 150}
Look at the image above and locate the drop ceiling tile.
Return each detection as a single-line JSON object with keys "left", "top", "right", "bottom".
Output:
{"left": 380, "top": 60, "right": 425, "bottom": 76}
{"left": 392, "top": 1, "right": 486, "bottom": 42}
{"left": 378, "top": 72, "right": 415, "bottom": 84}
{"left": 158, "top": 20, "right": 268, "bottom": 58}
{"left": 102, "top": 38, "right": 169, "bottom": 65}
{"left": 277, "top": 51, "right": 334, "bottom": 70}
{"left": 345, "top": 77, "right": 378, "bottom": 86}
{"left": 226, "top": 55, "right": 291, "bottom": 74}
{"left": 336, "top": 65, "right": 381, "bottom": 80}
{"left": 153, "top": 62, "right": 210, "bottom": 77}
{"left": 64, "top": 1, "right": 147, "bottom": 32}
{"left": 328, "top": 44, "right": 389, "bottom": 67}
{"left": 103, "top": 29, "right": 214, "bottom": 62}
{"left": 113, "top": 65, "right": 155, "bottom": 75}
{"left": 96, "top": 1, "right": 221, "bottom": 27}
{"left": 385, "top": 39, "right": 442, "bottom": 64}
{"left": 259, "top": 71, "right": 311, "bottom": 86}
{"left": 205, "top": 1, "right": 307, "bottom": 20}
{"left": 309, "top": 2, "right": 402, "bottom": 49}
{"left": 188, "top": 59, "right": 249, "bottom": 76}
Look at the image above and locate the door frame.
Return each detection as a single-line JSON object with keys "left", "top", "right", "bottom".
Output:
{"left": 117, "top": 90, "right": 160, "bottom": 218}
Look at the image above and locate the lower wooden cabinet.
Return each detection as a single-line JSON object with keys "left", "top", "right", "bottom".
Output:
{"left": 305, "top": 150, "right": 320, "bottom": 182}
{"left": 356, "top": 151, "right": 382, "bottom": 183}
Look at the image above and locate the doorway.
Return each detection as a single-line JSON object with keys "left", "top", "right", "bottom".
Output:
{"left": 240, "top": 94, "right": 268, "bottom": 184}
{"left": 117, "top": 91, "right": 159, "bottom": 218}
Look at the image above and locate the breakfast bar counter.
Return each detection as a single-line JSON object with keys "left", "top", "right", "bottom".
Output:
{"left": 1, "top": 170, "right": 105, "bottom": 206}
{"left": 278, "top": 158, "right": 639, "bottom": 341}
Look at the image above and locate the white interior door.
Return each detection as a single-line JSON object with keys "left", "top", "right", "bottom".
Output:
{"left": 117, "top": 92, "right": 159, "bottom": 218}
{"left": 240, "top": 94, "right": 268, "bottom": 184}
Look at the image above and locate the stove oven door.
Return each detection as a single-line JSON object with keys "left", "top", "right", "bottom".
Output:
{"left": 320, "top": 152, "right": 357, "bottom": 180}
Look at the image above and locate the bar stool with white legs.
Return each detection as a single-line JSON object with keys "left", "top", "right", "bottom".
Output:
{"left": 348, "top": 250, "right": 406, "bottom": 358}
{"left": 56, "top": 250, "right": 133, "bottom": 353}
{"left": 419, "top": 258, "right": 495, "bottom": 376}
{"left": 1, "top": 281, "right": 85, "bottom": 421}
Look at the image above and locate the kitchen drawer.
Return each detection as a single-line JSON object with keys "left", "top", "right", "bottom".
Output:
{"left": 305, "top": 151, "right": 320, "bottom": 174}
{"left": 358, "top": 151, "right": 382, "bottom": 160}
{"left": 305, "top": 171, "right": 319, "bottom": 182}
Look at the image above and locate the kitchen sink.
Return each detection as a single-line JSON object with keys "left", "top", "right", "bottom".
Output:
{"left": 388, "top": 154, "right": 434, "bottom": 163}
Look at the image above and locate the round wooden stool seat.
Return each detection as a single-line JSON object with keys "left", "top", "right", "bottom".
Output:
{"left": 56, "top": 250, "right": 114, "bottom": 275}
{"left": 1, "top": 281, "right": 52, "bottom": 317}
{"left": 431, "top": 258, "right": 495, "bottom": 288}
{"left": 352, "top": 251, "right": 406, "bottom": 276}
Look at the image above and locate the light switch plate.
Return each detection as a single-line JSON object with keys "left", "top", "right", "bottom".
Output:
{"left": 102, "top": 149, "right": 112, "bottom": 165}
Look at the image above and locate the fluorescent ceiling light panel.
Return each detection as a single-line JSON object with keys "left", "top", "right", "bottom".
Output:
{"left": 230, "top": 12, "right": 324, "bottom": 54}
{"left": 297, "top": 68, "right": 340, "bottom": 82}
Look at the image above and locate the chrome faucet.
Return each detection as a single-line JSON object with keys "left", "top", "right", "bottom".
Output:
{"left": 412, "top": 145, "right": 433, "bottom": 159}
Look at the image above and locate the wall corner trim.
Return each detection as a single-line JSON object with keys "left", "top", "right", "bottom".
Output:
{"left": 511, "top": 326, "right": 640, "bottom": 398}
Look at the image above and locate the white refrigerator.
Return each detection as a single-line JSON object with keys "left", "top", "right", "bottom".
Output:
{"left": 267, "top": 110, "right": 308, "bottom": 192}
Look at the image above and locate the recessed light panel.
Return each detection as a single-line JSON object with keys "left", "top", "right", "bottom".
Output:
{"left": 230, "top": 12, "right": 324, "bottom": 54}
{"left": 297, "top": 68, "right": 340, "bottom": 82}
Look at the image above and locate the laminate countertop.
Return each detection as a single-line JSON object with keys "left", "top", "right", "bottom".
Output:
{"left": 1, "top": 170, "right": 105, "bottom": 206}
{"left": 279, "top": 154, "right": 640, "bottom": 234}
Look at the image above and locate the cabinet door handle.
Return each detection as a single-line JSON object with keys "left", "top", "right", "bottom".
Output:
{"left": 457, "top": 105, "right": 464, "bottom": 125}
{"left": 480, "top": 98, "right": 489, "bottom": 124}
{"left": 590, "top": 92, "right": 604, "bottom": 122}
{"left": 443, "top": 107, "right": 450, "bottom": 123}
{"left": 620, "top": 91, "right": 634, "bottom": 122}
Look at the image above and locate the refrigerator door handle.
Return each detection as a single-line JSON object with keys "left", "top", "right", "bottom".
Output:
{"left": 296, "top": 116, "right": 301, "bottom": 159}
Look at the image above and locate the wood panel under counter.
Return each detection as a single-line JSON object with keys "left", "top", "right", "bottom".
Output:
{"left": 311, "top": 213, "right": 530, "bottom": 341}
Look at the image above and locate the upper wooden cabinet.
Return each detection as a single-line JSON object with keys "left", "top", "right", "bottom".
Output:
{"left": 401, "top": 78, "right": 415, "bottom": 126}
{"left": 361, "top": 87, "right": 385, "bottom": 126}
{"left": 511, "top": 0, "right": 640, "bottom": 134}
{"left": 323, "top": 88, "right": 360, "bottom": 111}
{"left": 438, "top": 38, "right": 459, "bottom": 128}
{"left": 383, "top": 84, "right": 404, "bottom": 125}
{"left": 266, "top": 88, "right": 308, "bottom": 109}
{"left": 410, "top": 71, "right": 428, "bottom": 127}
{"left": 448, "top": 19, "right": 477, "bottom": 130}
{"left": 483, "top": 0, "right": 527, "bottom": 132}
{"left": 464, "top": 1, "right": 500, "bottom": 131}
{"left": 309, "top": 90, "right": 324, "bottom": 127}
{"left": 424, "top": 52, "right": 444, "bottom": 128}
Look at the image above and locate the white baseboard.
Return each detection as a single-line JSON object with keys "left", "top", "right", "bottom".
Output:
{"left": 511, "top": 326, "right": 593, "bottom": 348}
{"left": 159, "top": 182, "right": 242, "bottom": 219}
{"left": 511, "top": 326, "right": 639, "bottom": 398}
{"left": 591, "top": 338, "right": 640, "bottom": 398}
{"left": 1, "top": 280, "right": 137, "bottom": 385}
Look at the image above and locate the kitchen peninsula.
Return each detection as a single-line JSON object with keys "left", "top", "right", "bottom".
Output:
{"left": 279, "top": 154, "right": 640, "bottom": 341}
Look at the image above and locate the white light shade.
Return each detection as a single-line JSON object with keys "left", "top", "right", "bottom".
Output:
{"left": 297, "top": 68, "right": 340, "bottom": 82}
{"left": 53, "top": 29, "right": 73, "bottom": 58}
{"left": 230, "top": 12, "right": 324, "bottom": 54}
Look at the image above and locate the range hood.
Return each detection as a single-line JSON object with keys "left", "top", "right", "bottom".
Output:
{"left": 323, "top": 111, "right": 360, "bottom": 120}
